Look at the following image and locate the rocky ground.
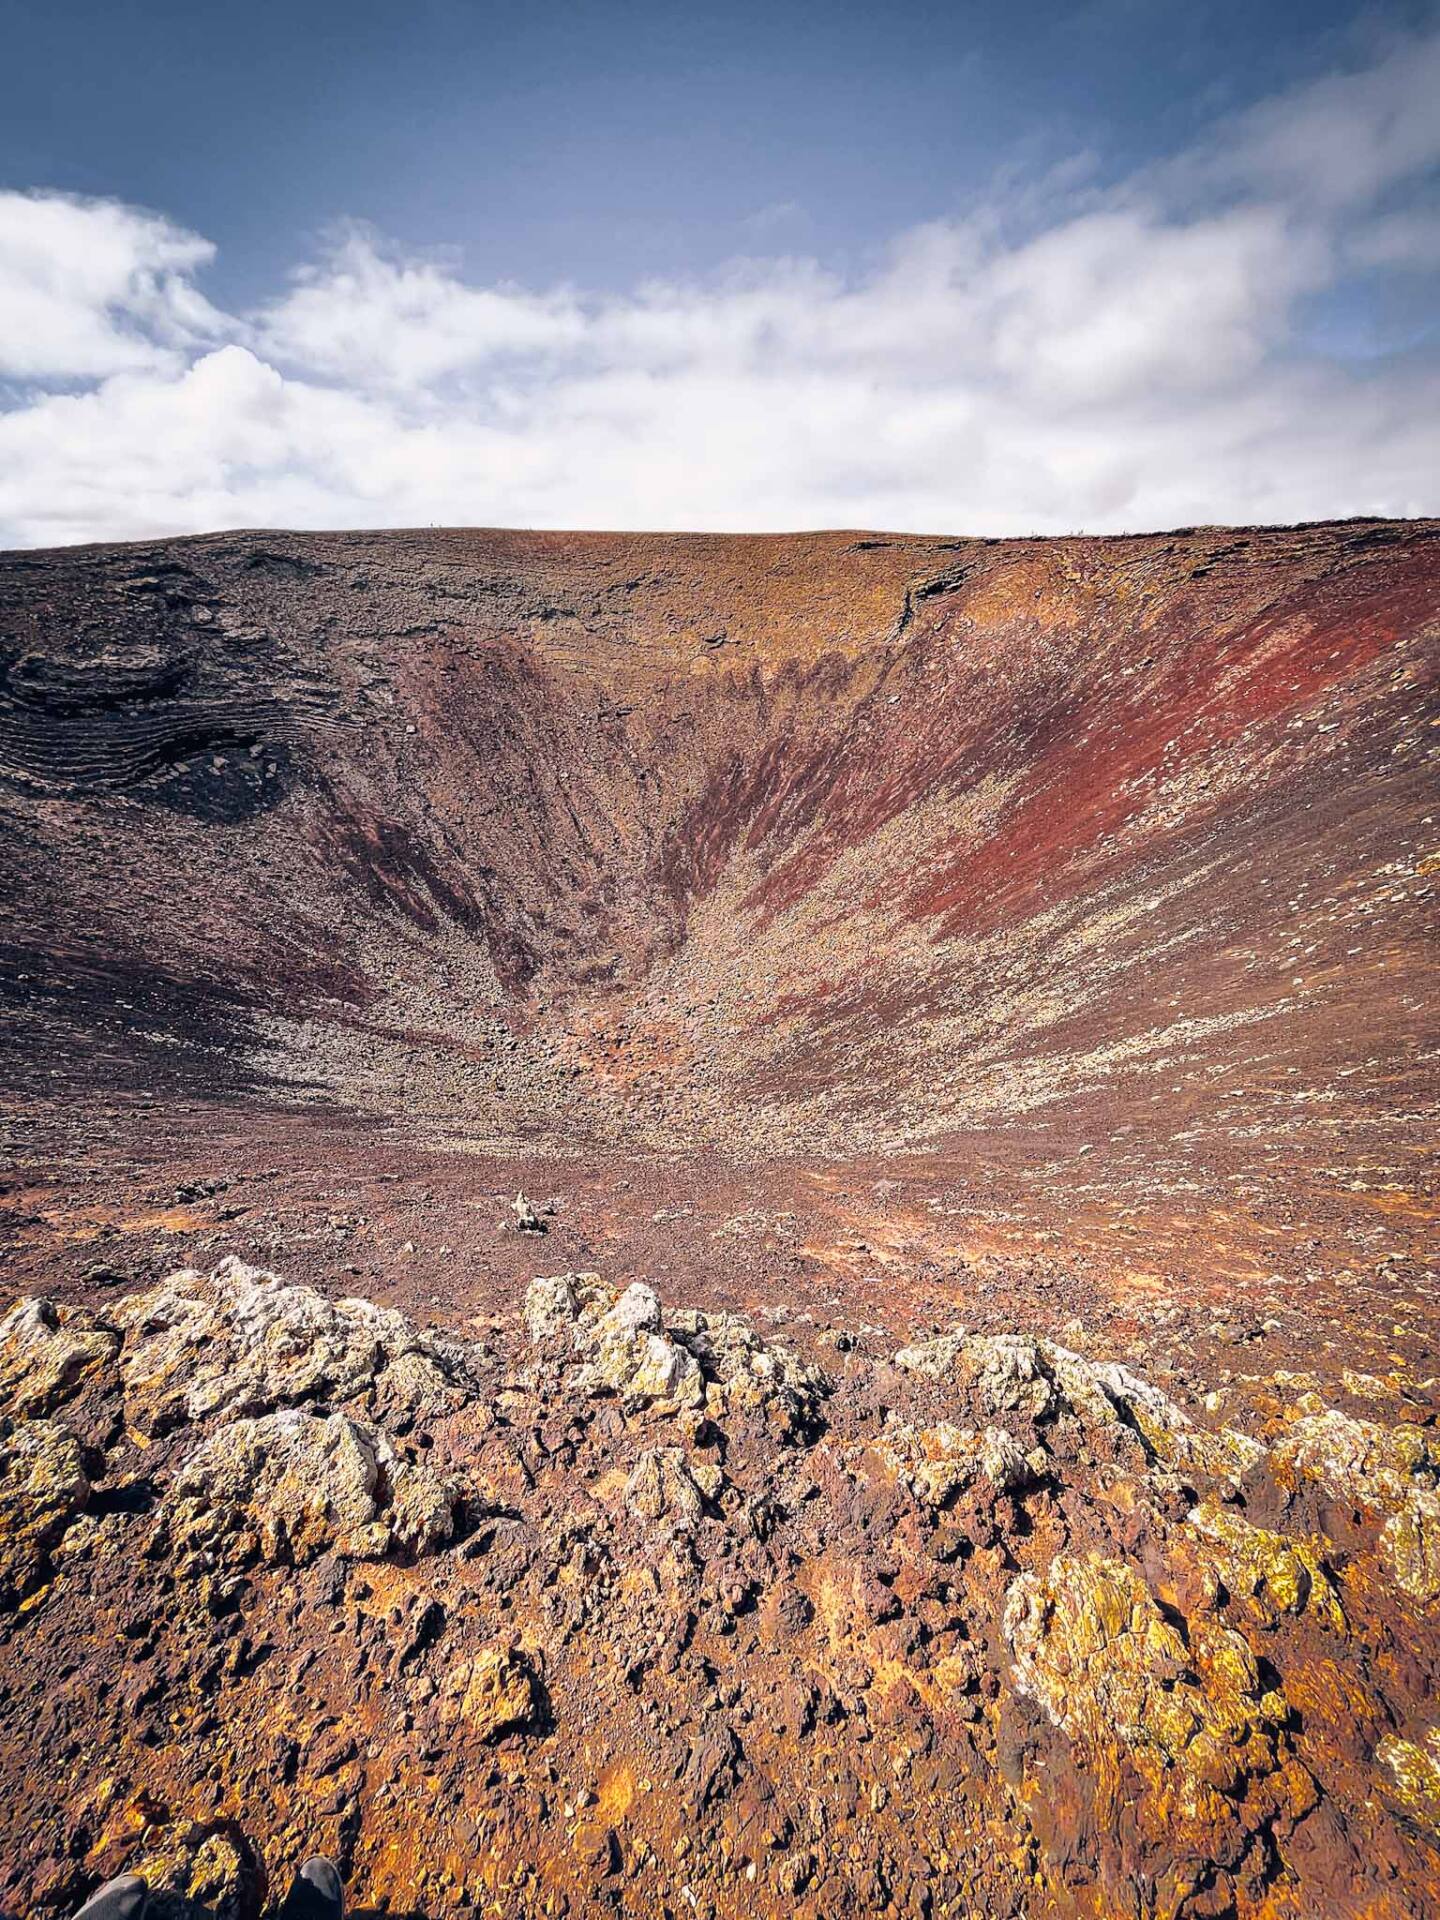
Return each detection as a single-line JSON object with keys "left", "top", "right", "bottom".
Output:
{"left": 1, "top": 520, "right": 1437, "bottom": 1916}
{"left": 1, "top": 1253, "right": 1437, "bottom": 1919}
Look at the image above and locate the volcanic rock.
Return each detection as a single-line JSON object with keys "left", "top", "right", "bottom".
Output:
{"left": 625, "top": 1445, "right": 708, "bottom": 1527}
{"left": 112, "top": 1257, "right": 483, "bottom": 1436}
{"left": 877, "top": 1420, "right": 1042, "bottom": 1505}
{"left": 524, "top": 1273, "right": 822, "bottom": 1427}
{"left": 1004, "top": 1551, "right": 1302, "bottom": 1867}
{"left": 0, "top": 1299, "right": 119, "bottom": 1420}
{"left": 437, "top": 1645, "right": 543, "bottom": 1741}
{"left": 1274, "top": 1409, "right": 1440, "bottom": 1600}
{"left": 166, "top": 1406, "right": 459, "bottom": 1565}
{"left": 1, "top": 519, "right": 1436, "bottom": 1920}
{"left": 0, "top": 1415, "right": 89, "bottom": 1600}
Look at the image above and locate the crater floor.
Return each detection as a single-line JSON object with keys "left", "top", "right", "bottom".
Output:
{"left": 1, "top": 521, "right": 1437, "bottom": 1919}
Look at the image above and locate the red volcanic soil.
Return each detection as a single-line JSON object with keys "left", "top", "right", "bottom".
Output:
{"left": 0, "top": 521, "right": 1437, "bottom": 1920}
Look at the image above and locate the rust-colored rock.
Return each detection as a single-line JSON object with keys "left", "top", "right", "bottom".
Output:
{"left": 437, "top": 1645, "right": 543, "bottom": 1742}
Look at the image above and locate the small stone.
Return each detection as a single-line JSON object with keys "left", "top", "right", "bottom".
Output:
{"left": 513, "top": 1193, "right": 545, "bottom": 1233}
{"left": 438, "top": 1645, "right": 543, "bottom": 1741}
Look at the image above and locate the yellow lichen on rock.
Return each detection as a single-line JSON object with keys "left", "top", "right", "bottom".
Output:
{"left": 876, "top": 1420, "right": 1041, "bottom": 1505}
{"left": 1275, "top": 1408, "right": 1440, "bottom": 1601}
{"left": 0, "top": 1414, "right": 89, "bottom": 1599}
{"left": 1187, "top": 1498, "right": 1345, "bottom": 1629}
{"left": 128, "top": 1823, "right": 248, "bottom": 1920}
{"left": 0, "top": 1299, "right": 119, "bottom": 1419}
{"left": 1379, "top": 1490, "right": 1440, "bottom": 1603}
{"left": 1004, "top": 1552, "right": 1291, "bottom": 1832}
{"left": 1376, "top": 1725, "right": 1440, "bottom": 1838}
{"left": 167, "top": 1406, "right": 458, "bottom": 1565}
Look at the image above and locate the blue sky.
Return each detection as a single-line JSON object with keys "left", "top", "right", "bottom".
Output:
{"left": 6, "top": 0, "right": 1417, "bottom": 299}
{"left": 0, "top": 0, "right": 1437, "bottom": 542}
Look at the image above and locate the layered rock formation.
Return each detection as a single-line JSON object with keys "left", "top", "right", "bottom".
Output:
{"left": 1, "top": 521, "right": 1434, "bottom": 1162}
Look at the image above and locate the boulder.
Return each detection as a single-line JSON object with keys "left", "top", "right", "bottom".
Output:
{"left": 1004, "top": 1551, "right": 1294, "bottom": 1845}
{"left": 626, "top": 1447, "right": 707, "bottom": 1527}
{"left": 574, "top": 1284, "right": 704, "bottom": 1407}
{"left": 0, "top": 1299, "right": 119, "bottom": 1419}
{"left": 0, "top": 1414, "right": 89, "bottom": 1600}
{"left": 878, "top": 1421, "right": 1042, "bottom": 1507}
{"left": 168, "top": 1407, "right": 459, "bottom": 1564}
{"left": 111, "top": 1257, "right": 484, "bottom": 1436}
{"left": 1381, "top": 1491, "right": 1440, "bottom": 1604}
{"left": 438, "top": 1645, "right": 542, "bottom": 1740}
{"left": 523, "top": 1274, "right": 704, "bottom": 1412}
{"left": 1275, "top": 1408, "right": 1440, "bottom": 1600}
{"left": 512, "top": 1193, "right": 545, "bottom": 1234}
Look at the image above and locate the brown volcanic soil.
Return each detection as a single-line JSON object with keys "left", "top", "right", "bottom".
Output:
{"left": 0, "top": 520, "right": 1437, "bottom": 1920}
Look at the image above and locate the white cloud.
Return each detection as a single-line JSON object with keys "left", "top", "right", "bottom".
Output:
{"left": 255, "top": 226, "right": 586, "bottom": 389}
{"left": 0, "top": 190, "right": 225, "bottom": 382}
{"left": 1202, "top": 27, "right": 1440, "bottom": 212}
{"left": 1, "top": 28, "right": 1438, "bottom": 547}
{"left": 981, "top": 205, "right": 1330, "bottom": 401}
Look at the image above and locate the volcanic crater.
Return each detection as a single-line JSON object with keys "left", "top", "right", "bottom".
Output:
{"left": 0, "top": 520, "right": 1437, "bottom": 1919}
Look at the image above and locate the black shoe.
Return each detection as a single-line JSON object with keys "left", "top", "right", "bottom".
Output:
{"left": 278, "top": 1859, "right": 342, "bottom": 1920}
{"left": 74, "top": 1879, "right": 149, "bottom": 1920}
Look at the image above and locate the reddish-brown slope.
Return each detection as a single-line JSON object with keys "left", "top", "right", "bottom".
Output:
{"left": 1, "top": 520, "right": 1434, "bottom": 1152}
{"left": 1, "top": 517, "right": 1435, "bottom": 1359}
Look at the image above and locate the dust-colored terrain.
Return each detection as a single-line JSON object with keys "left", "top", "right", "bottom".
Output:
{"left": 0, "top": 521, "right": 1437, "bottom": 1919}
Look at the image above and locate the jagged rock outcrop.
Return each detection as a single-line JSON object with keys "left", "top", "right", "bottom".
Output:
{"left": 111, "top": 1257, "right": 484, "bottom": 1437}
{"left": 0, "top": 1298, "right": 119, "bottom": 1421}
{"left": 625, "top": 1445, "right": 711, "bottom": 1527}
{"left": 875, "top": 1420, "right": 1043, "bottom": 1505}
{"left": 437, "top": 1645, "right": 544, "bottom": 1742}
{"left": 1274, "top": 1408, "right": 1440, "bottom": 1601}
{"left": 166, "top": 1408, "right": 460, "bottom": 1566}
{"left": 526, "top": 1273, "right": 827, "bottom": 1434}
{"left": 0, "top": 1257, "right": 1436, "bottom": 1920}
{"left": 896, "top": 1326, "right": 1267, "bottom": 1484}
{"left": 1185, "top": 1497, "right": 1345, "bottom": 1629}
{"left": 0, "top": 1415, "right": 89, "bottom": 1602}
{"left": 1004, "top": 1552, "right": 1311, "bottom": 1886}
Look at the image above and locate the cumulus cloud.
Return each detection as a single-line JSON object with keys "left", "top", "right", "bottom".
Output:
{"left": 255, "top": 226, "right": 587, "bottom": 389}
{"left": 1, "top": 28, "right": 1438, "bottom": 546}
{"left": 0, "top": 190, "right": 226, "bottom": 383}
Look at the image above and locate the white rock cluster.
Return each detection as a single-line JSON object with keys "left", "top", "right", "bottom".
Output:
{"left": 895, "top": 1327, "right": 1265, "bottom": 1483}
{"left": 525, "top": 1273, "right": 827, "bottom": 1433}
